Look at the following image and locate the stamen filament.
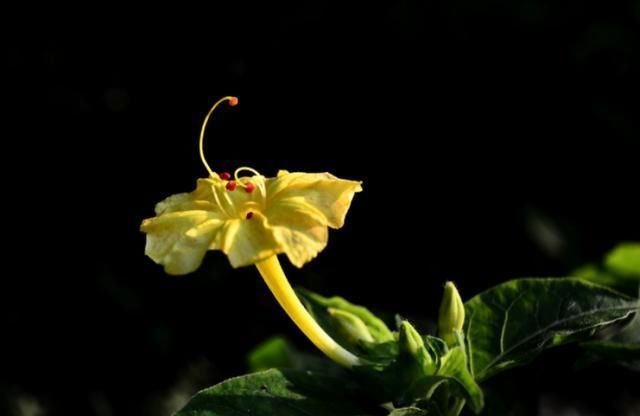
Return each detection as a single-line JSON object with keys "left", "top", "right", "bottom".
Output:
{"left": 199, "top": 96, "right": 238, "bottom": 177}
{"left": 234, "top": 166, "right": 262, "bottom": 181}
{"left": 234, "top": 166, "right": 267, "bottom": 199}
{"left": 255, "top": 255, "right": 361, "bottom": 368}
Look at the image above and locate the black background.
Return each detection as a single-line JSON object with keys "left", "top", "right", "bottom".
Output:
{"left": 5, "top": 2, "right": 640, "bottom": 415}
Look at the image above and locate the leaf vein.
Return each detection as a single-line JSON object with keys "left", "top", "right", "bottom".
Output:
{"left": 500, "top": 292, "right": 525, "bottom": 354}
{"left": 478, "top": 304, "right": 638, "bottom": 379}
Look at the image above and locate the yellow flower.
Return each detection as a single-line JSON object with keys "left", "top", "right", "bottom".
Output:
{"left": 141, "top": 96, "right": 363, "bottom": 367}
{"left": 141, "top": 170, "right": 361, "bottom": 275}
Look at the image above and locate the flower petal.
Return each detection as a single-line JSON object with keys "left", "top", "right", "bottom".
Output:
{"left": 141, "top": 211, "right": 224, "bottom": 275}
{"left": 265, "top": 197, "right": 329, "bottom": 267}
{"left": 267, "top": 171, "right": 362, "bottom": 229}
{"left": 216, "top": 211, "right": 281, "bottom": 268}
{"left": 155, "top": 178, "right": 222, "bottom": 215}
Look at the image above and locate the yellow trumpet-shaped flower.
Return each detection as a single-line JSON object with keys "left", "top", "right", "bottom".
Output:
{"left": 141, "top": 96, "right": 363, "bottom": 367}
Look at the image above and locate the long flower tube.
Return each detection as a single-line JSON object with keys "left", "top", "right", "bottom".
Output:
{"left": 256, "top": 255, "right": 361, "bottom": 367}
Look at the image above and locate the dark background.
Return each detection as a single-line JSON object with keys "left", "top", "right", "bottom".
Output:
{"left": 5, "top": 2, "right": 640, "bottom": 415}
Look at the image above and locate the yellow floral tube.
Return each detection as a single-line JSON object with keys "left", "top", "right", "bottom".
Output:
{"left": 255, "top": 255, "right": 361, "bottom": 368}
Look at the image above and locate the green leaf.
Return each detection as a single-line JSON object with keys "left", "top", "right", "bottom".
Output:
{"left": 582, "top": 312, "right": 640, "bottom": 370}
{"left": 464, "top": 278, "right": 639, "bottom": 381}
{"left": 296, "top": 288, "right": 395, "bottom": 353}
{"left": 436, "top": 346, "right": 483, "bottom": 413}
{"left": 572, "top": 264, "right": 634, "bottom": 295}
{"left": 605, "top": 242, "right": 640, "bottom": 278}
{"left": 175, "top": 368, "right": 375, "bottom": 416}
{"left": 397, "top": 346, "right": 483, "bottom": 414}
{"left": 388, "top": 407, "right": 429, "bottom": 416}
{"left": 247, "top": 336, "right": 296, "bottom": 372}
{"left": 247, "top": 336, "right": 345, "bottom": 374}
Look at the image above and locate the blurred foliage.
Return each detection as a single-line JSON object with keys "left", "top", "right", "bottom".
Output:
{"left": 573, "top": 243, "right": 640, "bottom": 296}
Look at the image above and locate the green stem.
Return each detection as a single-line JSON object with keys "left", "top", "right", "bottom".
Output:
{"left": 448, "top": 398, "right": 466, "bottom": 416}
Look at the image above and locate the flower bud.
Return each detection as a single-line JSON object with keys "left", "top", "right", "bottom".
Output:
{"left": 328, "top": 308, "right": 374, "bottom": 343}
{"left": 438, "top": 281, "right": 465, "bottom": 346}
{"left": 398, "top": 320, "right": 425, "bottom": 356}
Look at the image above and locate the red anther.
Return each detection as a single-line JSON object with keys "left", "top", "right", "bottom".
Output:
{"left": 226, "top": 180, "right": 237, "bottom": 191}
{"left": 246, "top": 212, "right": 254, "bottom": 220}
{"left": 219, "top": 172, "right": 231, "bottom": 180}
{"left": 244, "top": 182, "right": 256, "bottom": 193}
{"left": 228, "top": 96, "right": 239, "bottom": 106}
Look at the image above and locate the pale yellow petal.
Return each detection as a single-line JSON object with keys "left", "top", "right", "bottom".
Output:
{"left": 141, "top": 211, "right": 224, "bottom": 275}
{"left": 267, "top": 171, "right": 362, "bottom": 229}
{"left": 265, "top": 197, "right": 329, "bottom": 267}
{"left": 216, "top": 212, "right": 280, "bottom": 268}
{"left": 154, "top": 178, "right": 222, "bottom": 215}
